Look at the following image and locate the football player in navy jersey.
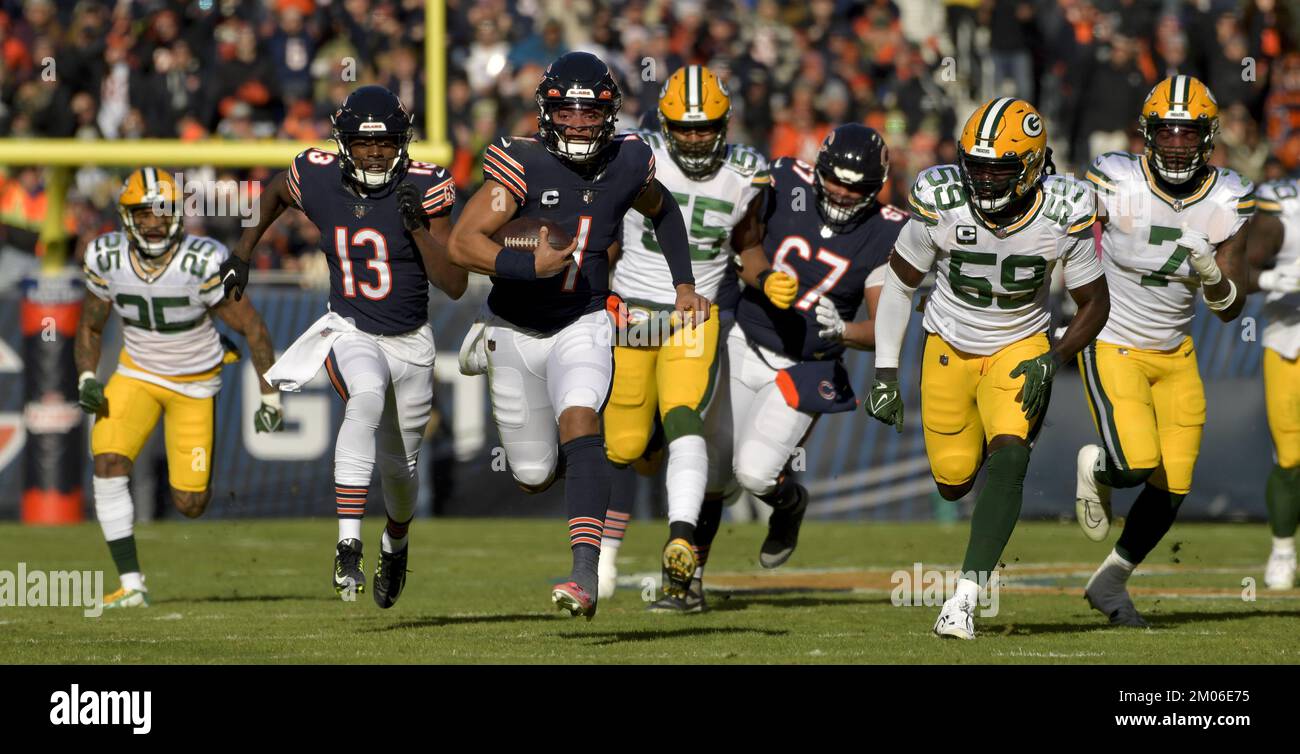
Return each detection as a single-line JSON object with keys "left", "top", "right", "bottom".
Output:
{"left": 448, "top": 52, "right": 709, "bottom": 619}
{"left": 731, "top": 124, "right": 905, "bottom": 568}
{"left": 219, "top": 85, "right": 466, "bottom": 608}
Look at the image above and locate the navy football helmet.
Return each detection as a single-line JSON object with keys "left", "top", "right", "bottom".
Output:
{"left": 331, "top": 86, "right": 415, "bottom": 190}
{"left": 814, "top": 124, "right": 889, "bottom": 229}
{"left": 535, "top": 52, "right": 623, "bottom": 164}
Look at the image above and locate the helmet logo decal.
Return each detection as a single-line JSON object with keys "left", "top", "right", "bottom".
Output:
{"left": 548, "top": 88, "right": 561, "bottom": 97}
{"left": 359, "top": 122, "right": 387, "bottom": 132}
{"left": 1022, "top": 113, "right": 1042, "bottom": 137}
{"left": 565, "top": 88, "right": 595, "bottom": 98}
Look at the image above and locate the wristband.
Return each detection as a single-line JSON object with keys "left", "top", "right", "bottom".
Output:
{"left": 1205, "top": 278, "right": 1237, "bottom": 312}
{"left": 494, "top": 248, "right": 538, "bottom": 281}
{"left": 78, "top": 371, "right": 97, "bottom": 390}
{"left": 260, "top": 392, "right": 282, "bottom": 410}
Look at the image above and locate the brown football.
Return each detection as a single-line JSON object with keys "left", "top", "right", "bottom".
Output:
{"left": 490, "top": 217, "right": 573, "bottom": 252}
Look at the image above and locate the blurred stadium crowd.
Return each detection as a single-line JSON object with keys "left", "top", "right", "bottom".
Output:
{"left": 0, "top": 0, "right": 1297, "bottom": 281}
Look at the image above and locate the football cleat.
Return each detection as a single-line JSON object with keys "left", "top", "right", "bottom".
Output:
{"left": 932, "top": 595, "right": 975, "bottom": 640}
{"left": 102, "top": 585, "right": 150, "bottom": 610}
{"left": 1084, "top": 562, "right": 1149, "bottom": 627}
{"left": 759, "top": 484, "right": 809, "bottom": 569}
{"left": 372, "top": 545, "right": 409, "bottom": 609}
{"left": 661, "top": 537, "right": 697, "bottom": 599}
{"left": 1075, "top": 444, "right": 1113, "bottom": 542}
{"left": 597, "top": 545, "right": 618, "bottom": 601}
{"left": 552, "top": 581, "right": 598, "bottom": 621}
{"left": 1264, "top": 549, "right": 1297, "bottom": 591}
{"left": 333, "top": 538, "right": 366, "bottom": 598}
{"left": 647, "top": 577, "right": 707, "bottom": 614}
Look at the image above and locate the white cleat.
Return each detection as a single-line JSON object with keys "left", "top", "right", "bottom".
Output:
{"left": 1264, "top": 550, "right": 1297, "bottom": 590}
{"left": 1075, "top": 444, "right": 1112, "bottom": 542}
{"left": 932, "top": 595, "right": 976, "bottom": 640}
{"left": 458, "top": 320, "right": 489, "bottom": 376}
{"left": 597, "top": 545, "right": 618, "bottom": 601}
{"left": 1084, "top": 561, "right": 1148, "bottom": 627}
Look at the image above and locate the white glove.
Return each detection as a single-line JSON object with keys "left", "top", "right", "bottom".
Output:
{"left": 458, "top": 320, "right": 488, "bottom": 376}
{"left": 815, "top": 295, "right": 846, "bottom": 340}
{"left": 1259, "top": 267, "right": 1300, "bottom": 294}
{"left": 1179, "top": 225, "right": 1221, "bottom": 285}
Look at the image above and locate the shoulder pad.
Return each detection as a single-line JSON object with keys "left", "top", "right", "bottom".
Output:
{"left": 1042, "top": 174, "right": 1097, "bottom": 235}
{"left": 907, "top": 164, "right": 965, "bottom": 225}
{"left": 722, "top": 144, "right": 767, "bottom": 177}
{"left": 483, "top": 137, "right": 532, "bottom": 203}
{"left": 1085, "top": 151, "right": 1141, "bottom": 192}
{"left": 1257, "top": 179, "right": 1300, "bottom": 215}
{"left": 1214, "top": 168, "right": 1255, "bottom": 217}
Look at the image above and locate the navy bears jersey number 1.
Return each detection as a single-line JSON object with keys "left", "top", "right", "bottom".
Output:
{"left": 481, "top": 133, "right": 657, "bottom": 334}
{"left": 288, "top": 148, "right": 455, "bottom": 335}
{"left": 737, "top": 157, "right": 906, "bottom": 361}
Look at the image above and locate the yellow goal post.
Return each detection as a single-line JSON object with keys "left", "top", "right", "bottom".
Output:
{"left": 0, "top": 0, "right": 449, "bottom": 272}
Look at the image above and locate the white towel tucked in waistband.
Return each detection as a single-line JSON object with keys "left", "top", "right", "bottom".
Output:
{"left": 264, "top": 312, "right": 357, "bottom": 392}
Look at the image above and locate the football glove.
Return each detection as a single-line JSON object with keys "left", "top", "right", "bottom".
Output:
{"left": 77, "top": 371, "right": 106, "bottom": 415}
{"left": 865, "top": 376, "right": 903, "bottom": 433}
{"left": 1259, "top": 267, "right": 1300, "bottom": 294}
{"left": 1179, "top": 226, "right": 1221, "bottom": 286}
{"left": 253, "top": 393, "right": 284, "bottom": 433}
{"left": 814, "top": 295, "right": 845, "bottom": 340}
{"left": 1009, "top": 352, "right": 1059, "bottom": 418}
{"left": 396, "top": 181, "right": 427, "bottom": 233}
{"left": 760, "top": 270, "right": 798, "bottom": 310}
{"left": 219, "top": 255, "right": 250, "bottom": 301}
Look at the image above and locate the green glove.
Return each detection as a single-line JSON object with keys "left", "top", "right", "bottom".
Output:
{"left": 78, "top": 371, "right": 106, "bottom": 415}
{"left": 254, "top": 393, "right": 284, "bottom": 433}
{"left": 865, "top": 374, "right": 904, "bottom": 433}
{"left": 1009, "top": 352, "right": 1060, "bottom": 418}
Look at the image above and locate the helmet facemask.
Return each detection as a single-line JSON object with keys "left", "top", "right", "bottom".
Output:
{"left": 335, "top": 130, "right": 411, "bottom": 190}
{"left": 814, "top": 164, "right": 881, "bottom": 229}
{"left": 1143, "top": 119, "right": 1215, "bottom": 184}
{"left": 662, "top": 119, "right": 728, "bottom": 179}
{"left": 959, "top": 151, "right": 1032, "bottom": 213}
{"left": 538, "top": 102, "right": 617, "bottom": 163}
{"left": 120, "top": 201, "right": 182, "bottom": 259}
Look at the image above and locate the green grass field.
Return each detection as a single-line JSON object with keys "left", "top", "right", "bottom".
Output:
{"left": 1, "top": 518, "right": 1296, "bottom": 664}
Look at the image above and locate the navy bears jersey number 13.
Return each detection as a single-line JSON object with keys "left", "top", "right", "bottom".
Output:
{"left": 288, "top": 148, "right": 455, "bottom": 336}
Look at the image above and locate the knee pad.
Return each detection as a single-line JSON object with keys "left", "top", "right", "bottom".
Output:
{"left": 733, "top": 463, "right": 778, "bottom": 498}
{"left": 605, "top": 428, "right": 650, "bottom": 467}
{"left": 342, "top": 388, "right": 385, "bottom": 430}
{"left": 930, "top": 453, "right": 980, "bottom": 490}
{"left": 513, "top": 464, "right": 558, "bottom": 493}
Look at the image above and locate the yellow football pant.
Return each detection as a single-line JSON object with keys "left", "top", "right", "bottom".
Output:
{"left": 1078, "top": 337, "right": 1205, "bottom": 495}
{"left": 605, "top": 305, "right": 720, "bottom": 465}
{"left": 1264, "top": 347, "right": 1300, "bottom": 468}
{"left": 91, "top": 372, "right": 216, "bottom": 492}
{"left": 919, "top": 332, "right": 1049, "bottom": 487}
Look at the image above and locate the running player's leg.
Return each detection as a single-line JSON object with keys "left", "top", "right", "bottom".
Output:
{"left": 156, "top": 383, "right": 216, "bottom": 519}
{"left": 484, "top": 319, "right": 561, "bottom": 491}
{"left": 548, "top": 309, "right": 617, "bottom": 615}
{"left": 918, "top": 334, "right": 984, "bottom": 501}
{"left": 599, "top": 342, "right": 659, "bottom": 596}
{"left": 90, "top": 374, "right": 162, "bottom": 607}
{"left": 1264, "top": 348, "right": 1300, "bottom": 588}
{"left": 326, "top": 332, "right": 394, "bottom": 595}
{"left": 698, "top": 316, "right": 736, "bottom": 586}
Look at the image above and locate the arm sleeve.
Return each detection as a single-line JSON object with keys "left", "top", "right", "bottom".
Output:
{"left": 873, "top": 265, "right": 917, "bottom": 370}
{"left": 649, "top": 188, "right": 695, "bottom": 287}
{"left": 197, "top": 241, "right": 232, "bottom": 307}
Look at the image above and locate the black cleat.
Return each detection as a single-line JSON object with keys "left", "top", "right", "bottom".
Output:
{"left": 372, "top": 545, "right": 409, "bottom": 609}
{"left": 647, "top": 577, "right": 707, "bottom": 614}
{"left": 760, "top": 484, "right": 808, "bottom": 569}
{"left": 333, "top": 538, "right": 366, "bottom": 599}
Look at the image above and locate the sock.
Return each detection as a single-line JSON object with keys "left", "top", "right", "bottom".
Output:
{"left": 94, "top": 476, "right": 141, "bottom": 585}
{"left": 382, "top": 516, "right": 411, "bottom": 553}
{"left": 600, "top": 465, "right": 637, "bottom": 555}
{"left": 959, "top": 444, "right": 1030, "bottom": 579}
{"left": 665, "top": 435, "right": 707, "bottom": 527}
{"left": 1101, "top": 548, "right": 1137, "bottom": 582}
{"left": 1272, "top": 536, "right": 1295, "bottom": 557}
{"left": 668, "top": 520, "right": 695, "bottom": 544}
{"left": 1093, "top": 451, "right": 1154, "bottom": 489}
{"left": 562, "top": 435, "right": 612, "bottom": 594}
{"left": 757, "top": 476, "right": 797, "bottom": 509}
{"left": 336, "top": 484, "right": 367, "bottom": 542}
{"left": 1266, "top": 465, "right": 1300, "bottom": 538}
{"left": 1115, "top": 482, "right": 1186, "bottom": 565}
{"left": 694, "top": 494, "right": 724, "bottom": 580}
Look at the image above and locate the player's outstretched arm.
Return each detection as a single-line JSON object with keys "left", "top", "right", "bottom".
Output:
{"left": 633, "top": 178, "right": 709, "bottom": 324}
{"left": 74, "top": 292, "right": 112, "bottom": 414}
{"left": 211, "top": 295, "right": 283, "bottom": 432}
{"left": 221, "top": 171, "right": 294, "bottom": 301}
{"left": 865, "top": 252, "right": 926, "bottom": 432}
{"left": 414, "top": 213, "right": 467, "bottom": 300}
{"left": 1244, "top": 213, "right": 1298, "bottom": 294}
{"left": 447, "top": 179, "right": 574, "bottom": 278}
